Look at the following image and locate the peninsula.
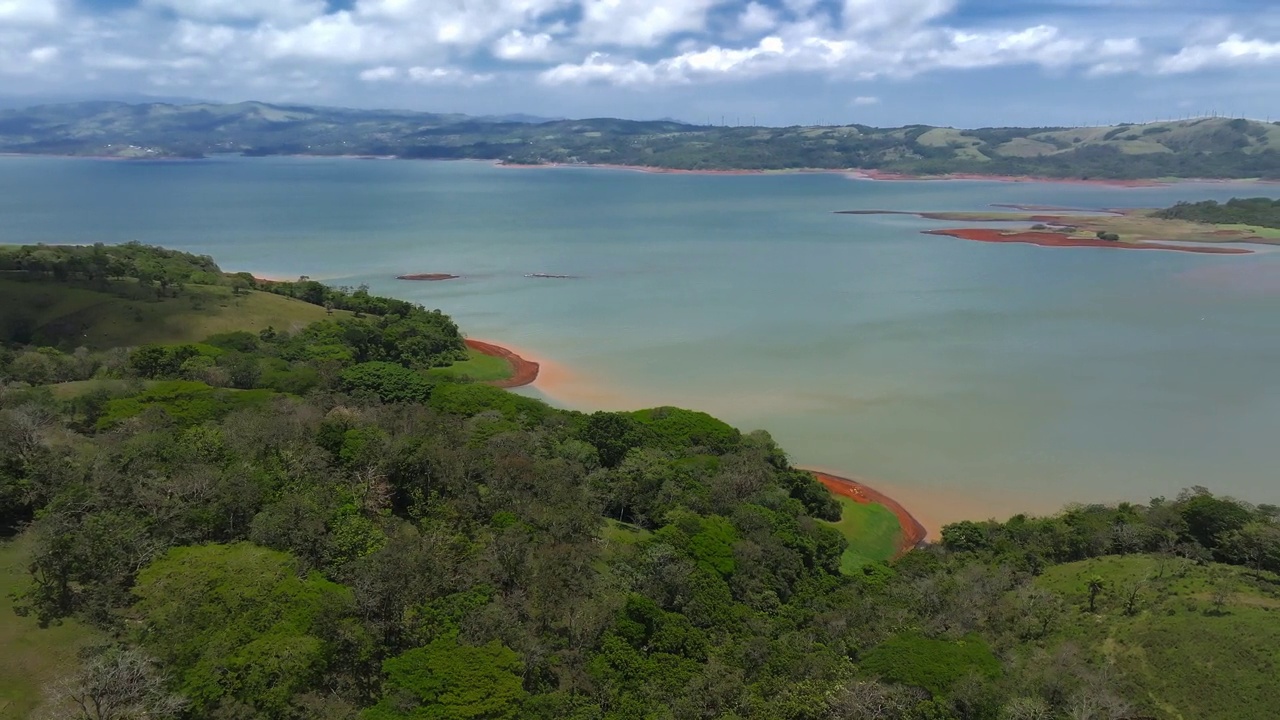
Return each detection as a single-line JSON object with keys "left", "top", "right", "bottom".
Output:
{"left": 840, "top": 198, "right": 1279, "bottom": 254}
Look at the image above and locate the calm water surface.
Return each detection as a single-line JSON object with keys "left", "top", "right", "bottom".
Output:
{"left": 3, "top": 156, "right": 1278, "bottom": 528}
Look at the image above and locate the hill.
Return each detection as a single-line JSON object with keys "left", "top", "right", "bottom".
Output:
{"left": 3, "top": 244, "right": 1280, "bottom": 719}
{"left": 0, "top": 278, "right": 344, "bottom": 350}
{"left": 1, "top": 101, "right": 1278, "bottom": 179}
{"left": 1035, "top": 555, "right": 1280, "bottom": 719}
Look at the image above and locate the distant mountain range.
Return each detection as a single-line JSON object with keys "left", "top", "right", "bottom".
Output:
{"left": 1, "top": 100, "right": 1277, "bottom": 180}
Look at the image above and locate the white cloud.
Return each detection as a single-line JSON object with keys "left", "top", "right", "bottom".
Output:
{"left": 841, "top": 0, "right": 954, "bottom": 34}
{"left": 258, "top": 11, "right": 410, "bottom": 62}
{"left": 28, "top": 45, "right": 57, "bottom": 63}
{"left": 1, "top": 0, "right": 1274, "bottom": 122}
{"left": 359, "top": 65, "right": 399, "bottom": 81}
{"left": 540, "top": 22, "right": 1144, "bottom": 87}
{"left": 0, "top": 0, "right": 60, "bottom": 25}
{"left": 407, "top": 66, "right": 495, "bottom": 85}
{"left": 493, "top": 29, "right": 557, "bottom": 61}
{"left": 540, "top": 52, "right": 664, "bottom": 85}
{"left": 171, "top": 21, "right": 238, "bottom": 55}
{"left": 356, "top": 0, "right": 571, "bottom": 47}
{"left": 851, "top": 95, "right": 879, "bottom": 105}
{"left": 737, "top": 2, "right": 778, "bottom": 35}
{"left": 143, "top": 0, "right": 325, "bottom": 25}
{"left": 577, "top": 0, "right": 725, "bottom": 47}
{"left": 1158, "top": 34, "right": 1280, "bottom": 73}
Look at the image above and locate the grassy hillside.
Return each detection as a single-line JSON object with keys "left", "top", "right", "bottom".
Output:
{"left": 425, "top": 348, "right": 514, "bottom": 383}
{"left": 2, "top": 101, "right": 1278, "bottom": 178}
{"left": 1036, "top": 555, "right": 1280, "bottom": 719}
{"left": 0, "top": 537, "right": 101, "bottom": 720}
{"left": 0, "top": 278, "right": 344, "bottom": 349}
{"left": 824, "top": 496, "right": 902, "bottom": 572}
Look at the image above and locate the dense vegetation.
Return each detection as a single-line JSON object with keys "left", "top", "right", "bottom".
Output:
{"left": 3, "top": 244, "right": 1279, "bottom": 719}
{"left": 2, "top": 101, "right": 1279, "bottom": 179}
{"left": 1155, "top": 197, "right": 1280, "bottom": 229}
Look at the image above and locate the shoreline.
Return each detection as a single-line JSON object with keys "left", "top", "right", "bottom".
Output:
{"left": 924, "top": 227, "right": 1255, "bottom": 254}
{"left": 4, "top": 153, "right": 1275, "bottom": 186}
{"left": 497, "top": 162, "right": 1280, "bottom": 187}
{"left": 461, "top": 337, "right": 934, "bottom": 549}
{"left": 807, "top": 470, "right": 930, "bottom": 555}
{"left": 846, "top": 168, "right": 1169, "bottom": 188}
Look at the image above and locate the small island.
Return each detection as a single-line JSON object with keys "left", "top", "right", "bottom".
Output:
{"left": 396, "top": 273, "right": 460, "bottom": 281}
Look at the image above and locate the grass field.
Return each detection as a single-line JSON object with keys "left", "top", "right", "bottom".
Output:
{"left": 1213, "top": 223, "right": 1280, "bottom": 239}
{"left": 0, "top": 278, "right": 347, "bottom": 349}
{"left": 426, "top": 349, "right": 514, "bottom": 383}
{"left": 0, "top": 536, "right": 101, "bottom": 720}
{"left": 824, "top": 496, "right": 902, "bottom": 573}
{"left": 1036, "top": 555, "right": 1280, "bottom": 719}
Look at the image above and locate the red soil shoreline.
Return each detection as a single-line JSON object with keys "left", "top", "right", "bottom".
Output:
{"left": 809, "top": 471, "right": 929, "bottom": 556}
{"left": 924, "top": 228, "right": 1254, "bottom": 254}
{"left": 464, "top": 339, "right": 540, "bottom": 388}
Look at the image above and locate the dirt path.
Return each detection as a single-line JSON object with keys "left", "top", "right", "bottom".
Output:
{"left": 464, "top": 339, "right": 540, "bottom": 388}
{"left": 808, "top": 470, "right": 929, "bottom": 556}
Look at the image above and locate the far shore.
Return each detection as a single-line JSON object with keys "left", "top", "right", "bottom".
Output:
{"left": 4, "top": 152, "right": 1276, "bottom": 186}
{"left": 496, "top": 161, "right": 1280, "bottom": 187}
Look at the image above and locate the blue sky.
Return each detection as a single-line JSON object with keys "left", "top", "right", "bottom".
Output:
{"left": 1, "top": 0, "right": 1278, "bottom": 126}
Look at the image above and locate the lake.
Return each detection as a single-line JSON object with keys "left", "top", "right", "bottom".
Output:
{"left": 3, "top": 155, "right": 1278, "bottom": 530}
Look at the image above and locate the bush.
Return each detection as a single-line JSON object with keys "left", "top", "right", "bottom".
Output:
{"left": 96, "top": 381, "right": 276, "bottom": 430}
{"left": 339, "top": 361, "right": 431, "bottom": 403}
{"left": 429, "top": 383, "right": 549, "bottom": 424}
{"left": 858, "top": 633, "right": 1001, "bottom": 695}
{"left": 629, "top": 407, "right": 742, "bottom": 454}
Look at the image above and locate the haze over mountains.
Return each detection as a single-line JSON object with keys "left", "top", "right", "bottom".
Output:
{"left": 2, "top": 101, "right": 1278, "bottom": 180}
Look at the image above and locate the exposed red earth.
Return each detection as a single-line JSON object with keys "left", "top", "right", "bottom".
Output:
{"left": 923, "top": 227, "right": 1253, "bottom": 254}
{"left": 809, "top": 471, "right": 929, "bottom": 556}
{"left": 464, "top": 339, "right": 541, "bottom": 388}
{"left": 397, "top": 273, "right": 460, "bottom": 281}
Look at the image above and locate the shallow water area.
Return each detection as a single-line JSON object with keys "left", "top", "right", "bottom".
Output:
{"left": 3, "top": 155, "right": 1278, "bottom": 528}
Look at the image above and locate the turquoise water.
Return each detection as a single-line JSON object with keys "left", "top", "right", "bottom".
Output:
{"left": 3, "top": 156, "right": 1278, "bottom": 528}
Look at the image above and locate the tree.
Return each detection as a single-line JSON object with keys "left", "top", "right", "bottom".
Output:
{"left": 44, "top": 646, "right": 187, "bottom": 720}
{"left": 1178, "top": 490, "right": 1252, "bottom": 552}
{"left": 364, "top": 638, "right": 526, "bottom": 720}
{"left": 340, "top": 361, "right": 432, "bottom": 403}
{"left": 1219, "top": 522, "right": 1280, "bottom": 576}
{"left": 1086, "top": 575, "right": 1104, "bottom": 613}
{"left": 132, "top": 543, "right": 357, "bottom": 717}
{"left": 1116, "top": 577, "right": 1147, "bottom": 616}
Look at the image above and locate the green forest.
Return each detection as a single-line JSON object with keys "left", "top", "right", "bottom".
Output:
{"left": 1155, "top": 197, "right": 1280, "bottom": 229}
{"left": 2, "top": 243, "right": 1279, "bottom": 720}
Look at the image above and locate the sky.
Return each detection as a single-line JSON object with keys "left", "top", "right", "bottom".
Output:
{"left": 1, "top": 0, "right": 1278, "bottom": 126}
